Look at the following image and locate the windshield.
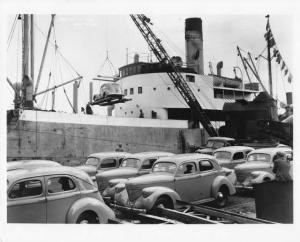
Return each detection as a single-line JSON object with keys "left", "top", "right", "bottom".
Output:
{"left": 214, "top": 151, "right": 231, "bottom": 160}
{"left": 152, "top": 162, "right": 177, "bottom": 174}
{"left": 120, "top": 158, "right": 141, "bottom": 168}
{"left": 247, "top": 153, "right": 271, "bottom": 163}
{"left": 85, "top": 157, "right": 100, "bottom": 167}
{"left": 206, "top": 140, "right": 225, "bottom": 149}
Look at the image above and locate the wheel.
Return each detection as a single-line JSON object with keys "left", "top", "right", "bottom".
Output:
{"left": 76, "top": 212, "right": 100, "bottom": 224}
{"left": 215, "top": 186, "right": 229, "bottom": 208}
{"left": 263, "top": 177, "right": 271, "bottom": 182}
{"left": 150, "top": 196, "right": 174, "bottom": 214}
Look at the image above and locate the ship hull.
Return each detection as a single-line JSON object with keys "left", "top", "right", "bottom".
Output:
{"left": 7, "top": 110, "right": 203, "bottom": 164}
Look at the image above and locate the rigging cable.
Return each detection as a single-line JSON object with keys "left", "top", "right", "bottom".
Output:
{"left": 7, "top": 15, "right": 18, "bottom": 51}
{"left": 63, "top": 87, "right": 76, "bottom": 113}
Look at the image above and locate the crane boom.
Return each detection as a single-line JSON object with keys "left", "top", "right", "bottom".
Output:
{"left": 130, "top": 14, "right": 218, "bottom": 136}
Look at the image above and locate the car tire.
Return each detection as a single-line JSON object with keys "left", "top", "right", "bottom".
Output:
{"left": 215, "top": 186, "right": 229, "bottom": 208}
{"left": 150, "top": 196, "right": 174, "bottom": 214}
{"left": 76, "top": 211, "right": 100, "bottom": 224}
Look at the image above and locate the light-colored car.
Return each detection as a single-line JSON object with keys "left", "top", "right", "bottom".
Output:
{"left": 213, "top": 146, "right": 254, "bottom": 169}
{"left": 93, "top": 83, "right": 124, "bottom": 101}
{"left": 114, "top": 153, "right": 236, "bottom": 212}
{"left": 195, "top": 137, "right": 236, "bottom": 155}
{"left": 7, "top": 166, "right": 115, "bottom": 223}
{"left": 96, "top": 151, "right": 174, "bottom": 196}
{"left": 7, "top": 159, "right": 61, "bottom": 171}
{"left": 234, "top": 147, "right": 293, "bottom": 189}
{"left": 76, "top": 152, "right": 131, "bottom": 180}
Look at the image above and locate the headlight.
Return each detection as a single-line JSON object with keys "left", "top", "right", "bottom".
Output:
{"left": 142, "top": 190, "right": 153, "bottom": 198}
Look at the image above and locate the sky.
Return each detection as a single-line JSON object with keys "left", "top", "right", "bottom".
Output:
{"left": 6, "top": 14, "right": 294, "bottom": 113}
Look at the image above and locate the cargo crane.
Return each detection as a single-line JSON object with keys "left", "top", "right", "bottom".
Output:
{"left": 130, "top": 14, "right": 218, "bottom": 137}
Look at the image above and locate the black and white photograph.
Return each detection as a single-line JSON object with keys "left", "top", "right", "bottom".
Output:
{"left": 0, "top": 0, "right": 299, "bottom": 242}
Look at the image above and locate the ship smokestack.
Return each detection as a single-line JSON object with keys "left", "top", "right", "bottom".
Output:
{"left": 217, "top": 61, "right": 223, "bottom": 76}
{"left": 185, "top": 18, "right": 204, "bottom": 75}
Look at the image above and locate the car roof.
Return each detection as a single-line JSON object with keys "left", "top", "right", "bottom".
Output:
{"left": 88, "top": 152, "right": 131, "bottom": 159}
{"left": 213, "top": 146, "right": 254, "bottom": 153}
{"left": 155, "top": 153, "right": 215, "bottom": 165}
{"left": 125, "top": 151, "right": 174, "bottom": 159}
{"left": 248, "top": 147, "right": 292, "bottom": 156}
{"left": 7, "top": 160, "right": 61, "bottom": 171}
{"left": 207, "top": 137, "right": 235, "bottom": 142}
{"left": 7, "top": 166, "right": 90, "bottom": 185}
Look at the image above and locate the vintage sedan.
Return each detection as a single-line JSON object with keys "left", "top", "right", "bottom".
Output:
{"left": 195, "top": 137, "right": 236, "bottom": 155}
{"left": 76, "top": 152, "right": 131, "bottom": 180}
{"left": 96, "top": 151, "right": 174, "bottom": 195}
{"left": 114, "top": 153, "right": 236, "bottom": 212}
{"left": 213, "top": 146, "right": 254, "bottom": 169}
{"left": 7, "top": 166, "right": 115, "bottom": 223}
{"left": 7, "top": 159, "right": 61, "bottom": 171}
{"left": 93, "top": 83, "right": 124, "bottom": 101}
{"left": 234, "top": 147, "right": 292, "bottom": 189}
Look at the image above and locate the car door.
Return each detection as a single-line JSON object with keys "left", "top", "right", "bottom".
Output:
{"left": 196, "top": 160, "right": 219, "bottom": 200}
{"left": 174, "top": 162, "right": 201, "bottom": 202}
{"left": 230, "top": 152, "right": 245, "bottom": 169}
{"left": 7, "top": 177, "right": 46, "bottom": 223}
{"left": 45, "top": 175, "right": 81, "bottom": 223}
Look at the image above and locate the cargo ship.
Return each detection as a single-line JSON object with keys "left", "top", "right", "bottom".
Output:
{"left": 7, "top": 15, "right": 282, "bottom": 164}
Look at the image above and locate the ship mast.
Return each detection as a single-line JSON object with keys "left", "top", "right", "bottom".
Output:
{"left": 21, "top": 14, "right": 34, "bottom": 109}
{"left": 266, "top": 15, "right": 273, "bottom": 97}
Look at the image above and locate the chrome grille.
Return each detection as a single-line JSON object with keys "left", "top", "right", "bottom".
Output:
{"left": 126, "top": 184, "right": 142, "bottom": 202}
{"left": 97, "top": 177, "right": 109, "bottom": 192}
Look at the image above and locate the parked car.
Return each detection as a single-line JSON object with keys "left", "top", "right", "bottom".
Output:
{"left": 7, "top": 159, "right": 61, "bottom": 171}
{"left": 93, "top": 83, "right": 124, "bottom": 101}
{"left": 76, "top": 152, "right": 131, "bottom": 180}
{"left": 7, "top": 166, "right": 115, "bottom": 223}
{"left": 234, "top": 147, "right": 293, "bottom": 189}
{"left": 212, "top": 146, "right": 254, "bottom": 169}
{"left": 96, "top": 151, "right": 174, "bottom": 196}
{"left": 195, "top": 137, "right": 236, "bottom": 155}
{"left": 114, "top": 153, "right": 236, "bottom": 212}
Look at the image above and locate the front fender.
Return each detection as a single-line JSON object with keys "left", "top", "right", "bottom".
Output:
{"left": 250, "top": 171, "right": 275, "bottom": 184}
{"left": 136, "top": 186, "right": 181, "bottom": 211}
{"left": 211, "top": 175, "right": 236, "bottom": 197}
{"left": 66, "top": 197, "right": 115, "bottom": 224}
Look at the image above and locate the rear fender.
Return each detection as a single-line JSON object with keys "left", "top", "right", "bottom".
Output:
{"left": 66, "top": 197, "right": 115, "bottom": 224}
{"left": 139, "top": 186, "right": 181, "bottom": 211}
{"left": 251, "top": 171, "right": 275, "bottom": 184}
{"left": 211, "top": 175, "right": 236, "bottom": 197}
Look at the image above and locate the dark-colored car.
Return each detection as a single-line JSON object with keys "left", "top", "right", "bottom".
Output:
{"left": 195, "top": 137, "right": 236, "bottom": 155}
{"left": 76, "top": 152, "right": 131, "bottom": 180}
{"left": 114, "top": 153, "right": 236, "bottom": 211}
{"left": 7, "top": 166, "right": 115, "bottom": 223}
{"left": 96, "top": 151, "right": 174, "bottom": 194}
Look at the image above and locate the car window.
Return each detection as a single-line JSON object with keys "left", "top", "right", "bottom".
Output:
{"left": 47, "top": 176, "right": 76, "bottom": 194}
{"left": 214, "top": 151, "right": 231, "bottom": 160}
{"left": 152, "top": 162, "right": 177, "bottom": 174}
{"left": 141, "top": 158, "right": 157, "bottom": 170}
{"left": 199, "top": 160, "right": 214, "bottom": 172}
{"left": 120, "top": 158, "right": 141, "bottom": 168}
{"left": 85, "top": 157, "right": 100, "bottom": 167}
{"left": 245, "top": 150, "right": 252, "bottom": 155}
{"left": 247, "top": 153, "right": 271, "bottom": 163}
{"left": 177, "top": 162, "right": 197, "bottom": 175}
{"left": 233, "top": 152, "right": 244, "bottom": 160}
{"left": 100, "top": 158, "right": 117, "bottom": 168}
{"left": 9, "top": 180, "right": 42, "bottom": 199}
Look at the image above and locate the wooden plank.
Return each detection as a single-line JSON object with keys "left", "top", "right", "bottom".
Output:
{"left": 136, "top": 213, "right": 183, "bottom": 224}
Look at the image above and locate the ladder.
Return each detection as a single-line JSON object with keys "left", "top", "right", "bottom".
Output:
{"left": 130, "top": 14, "right": 218, "bottom": 137}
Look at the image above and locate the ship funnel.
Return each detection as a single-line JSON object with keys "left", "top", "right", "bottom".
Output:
{"left": 185, "top": 18, "right": 204, "bottom": 75}
{"left": 134, "top": 53, "right": 139, "bottom": 63}
{"left": 217, "top": 61, "right": 223, "bottom": 76}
